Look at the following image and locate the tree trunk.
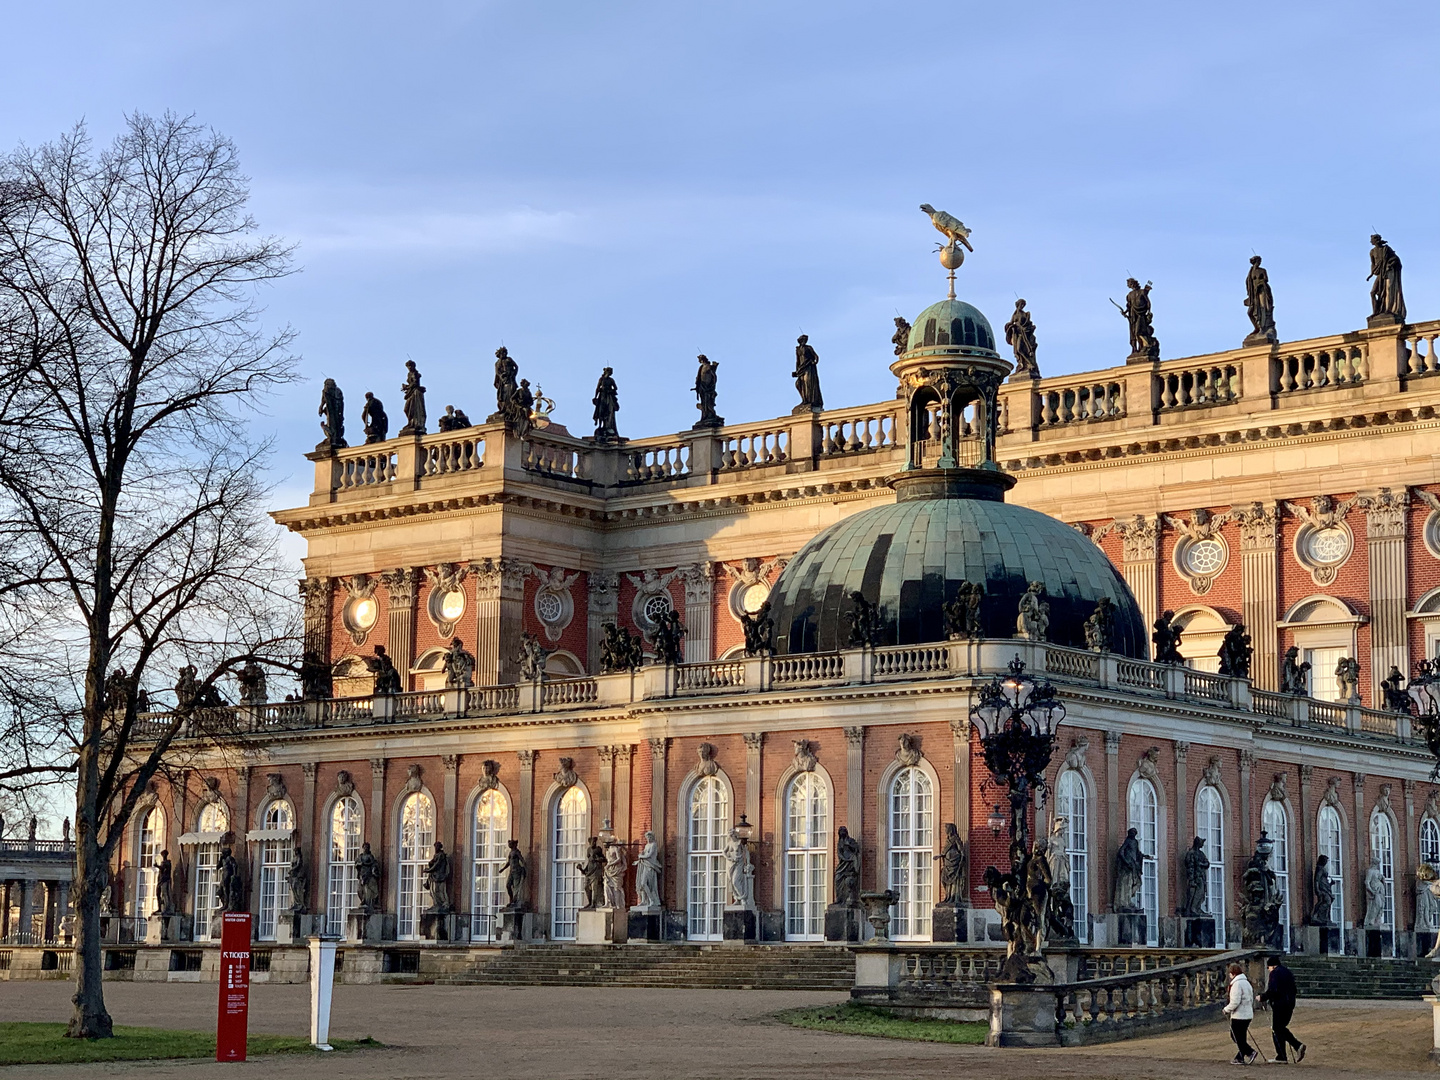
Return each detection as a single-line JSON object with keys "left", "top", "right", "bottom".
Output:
{"left": 66, "top": 841, "right": 113, "bottom": 1039}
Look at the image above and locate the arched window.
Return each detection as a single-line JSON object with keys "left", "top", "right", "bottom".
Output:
{"left": 1055, "top": 771, "right": 1089, "bottom": 943}
{"left": 1421, "top": 817, "right": 1440, "bottom": 933}
{"left": 193, "top": 802, "right": 228, "bottom": 941}
{"left": 257, "top": 800, "right": 295, "bottom": 940}
{"left": 1319, "top": 805, "right": 1345, "bottom": 927}
{"left": 888, "top": 767, "right": 933, "bottom": 940}
{"left": 550, "top": 786, "right": 588, "bottom": 940}
{"left": 687, "top": 777, "right": 729, "bottom": 941}
{"left": 397, "top": 791, "right": 435, "bottom": 941}
{"left": 1263, "top": 801, "right": 1292, "bottom": 949}
{"left": 325, "top": 795, "right": 362, "bottom": 937}
{"left": 1127, "top": 778, "right": 1159, "bottom": 947}
{"left": 472, "top": 789, "right": 511, "bottom": 940}
{"left": 1370, "top": 812, "right": 1395, "bottom": 929}
{"left": 136, "top": 807, "right": 166, "bottom": 925}
{"left": 784, "top": 772, "right": 828, "bottom": 940}
{"left": 1196, "top": 786, "right": 1225, "bottom": 940}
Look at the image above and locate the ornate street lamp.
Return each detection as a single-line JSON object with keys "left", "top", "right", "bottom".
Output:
{"left": 1406, "top": 657, "right": 1440, "bottom": 773}
{"left": 969, "top": 655, "right": 1066, "bottom": 982}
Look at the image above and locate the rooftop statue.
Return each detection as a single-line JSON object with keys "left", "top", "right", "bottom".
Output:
{"left": 792, "top": 335, "right": 824, "bottom": 413}
{"left": 1217, "top": 623, "right": 1253, "bottom": 678}
{"left": 592, "top": 366, "right": 621, "bottom": 443}
{"left": 492, "top": 346, "right": 519, "bottom": 420}
{"left": 365, "top": 645, "right": 402, "bottom": 696}
{"left": 891, "top": 316, "right": 911, "bottom": 357}
{"left": 1280, "top": 645, "right": 1312, "bottom": 695}
{"left": 317, "top": 378, "right": 346, "bottom": 452}
{"left": 740, "top": 600, "right": 775, "bottom": 657}
{"left": 693, "top": 354, "right": 723, "bottom": 428}
{"left": 436, "top": 405, "right": 471, "bottom": 432}
{"left": 399, "top": 360, "right": 427, "bottom": 436}
{"left": 442, "top": 636, "right": 476, "bottom": 689}
{"left": 919, "top": 203, "right": 973, "bottom": 253}
{"left": 1113, "top": 278, "right": 1160, "bottom": 361}
{"left": 1335, "top": 656, "right": 1361, "bottom": 704}
{"left": 1152, "top": 610, "right": 1183, "bottom": 665}
{"left": 1004, "top": 299, "right": 1039, "bottom": 378}
{"left": 1368, "top": 234, "right": 1406, "bottom": 324}
{"left": 1084, "top": 597, "right": 1116, "bottom": 652}
{"left": 1243, "top": 256, "right": 1278, "bottom": 346}
{"left": 1016, "top": 581, "right": 1050, "bottom": 641}
{"left": 361, "top": 392, "right": 388, "bottom": 444}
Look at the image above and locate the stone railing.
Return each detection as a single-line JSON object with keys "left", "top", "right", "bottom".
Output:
{"left": 335, "top": 445, "right": 398, "bottom": 490}
{"left": 716, "top": 423, "right": 790, "bottom": 470}
{"left": 1277, "top": 343, "right": 1366, "bottom": 394}
{"left": 541, "top": 678, "right": 598, "bottom": 708}
{"left": 770, "top": 652, "right": 845, "bottom": 684}
{"left": 819, "top": 404, "right": 899, "bottom": 458}
{"left": 871, "top": 644, "right": 949, "bottom": 679}
{"left": 0, "top": 838, "right": 75, "bottom": 857}
{"left": 1036, "top": 379, "right": 1126, "bottom": 428}
{"left": 1154, "top": 361, "right": 1241, "bottom": 413}
{"left": 673, "top": 660, "right": 747, "bottom": 693}
{"left": 1405, "top": 327, "right": 1440, "bottom": 378}
{"left": 420, "top": 431, "right": 486, "bottom": 476}
{"left": 521, "top": 436, "right": 586, "bottom": 481}
{"left": 624, "top": 441, "right": 690, "bottom": 483}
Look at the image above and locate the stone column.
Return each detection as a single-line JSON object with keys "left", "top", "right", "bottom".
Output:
{"left": 380, "top": 567, "right": 420, "bottom": 690}
{"left": 743, "top": 733, "right": 763, "bottom": 831}
{"left": 368, "top": 758, "right": 386, "bottom": 859}
{"left": 301, "top": 763, "right": 318, "bottom": 912}
{"left": 235, "top": 767, "right": 253, "bottom": 918}
{"left": 1236, "top": 503, "right": 1280, "bottom": 691}
{"left": 475, "top": 559, "right": 527, "bottom": 685}
{"left": 1364, "top": 489, "right": 1409, "bottom": 706}
{"left": 648, "top": 739, "right": 668, "bottom": 903}
{"left": 301, "top": 577, "right": 335, "bottom": 662}
{"left": 614, "top": 745, "right": 633, "bottom": 842}
{"left": 1354, "top": 773, "right": 1368, "bottom": 922}
{"left": 948, "top": 718, "right": 970, "bottom": 899}
{"left": 1173, "top": 741, "right": 1190, "bottom": 855}
{"left": 516, "top": 750, "right": 536, "bottom": 856}
{"left": 55, "top": 881, "right": 70, "bottom": 939}
{"left": 1104, "top": 731, "right": 1121, "bottom": 909}
{"left": 1118, "top": 517, "right": 1160, "bottom": 643}
{"left": 19, "top": 878, "right": 34, "bottom": 942}
{"left": 1238, "top": 750, "right": 1254, "bottom": 858}
{"left": 681, "top": 563, "right": 714, "bottom": 663}
{"left": 1299, "top": 765, "right": 1316, "bottom": 921}
{"left": 586, "top": 572, "right": 619, "bottom": 675}
{"left": 441, "top": 755, "right": 460, "bottom": 855}
{"left": 1405, "top": 779, "right": 1418, "bottom": 932}
{"left": 597, "top": 746, "right": 616, "bottom": 829}
{"left": 844, "top": 728, "right": 864, "bottom": 870}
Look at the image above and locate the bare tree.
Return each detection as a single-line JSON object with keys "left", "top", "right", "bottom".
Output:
{"left": 0, "top": 113, "right": 299, "bottom": 1038}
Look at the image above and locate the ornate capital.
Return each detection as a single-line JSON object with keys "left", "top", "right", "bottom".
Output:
{"left": 597, "top": 745, "right": 616, "bottom": 765}
{"left": 587, "top": 571, "right": 619, "bottom": 615}
{"left": 380, "top": 566, "right": 420, "bottom": 607}
{"left": 1238, "top": 749, "right": 1256, "bottom": 772}
{"left": 742, "top": 732, "right": 763, "bottom": 752}
{"left": 301, "top": 762, "right": 317, "bottom": 781}
{"left": 301, "top": 577, "right": 334, "bottom": 618}
{"left": 442, "top": 754, "right": 459, "bottom": 774}
{"left": 1104, "top": 730, "right": 1122, "bottom": 755}
{"left": 948, "top": 716, "right": 970, "bottom": 741}
{"left": 1173, "top": 740, "right": 1190, "bottom": 766}
{"left": 516, "top": 749, "right": 536, "bottom": 769}
{"left": 1118, "top": 515, "right": 1160, "bottom": 564}
{"left": 369, "top": 757, "right": 386, "bottom": 779}
{"left": 1353, "top": 772, "right": 1367, "bottom": 795}
{"left": 1299, "top": 764, "right": 1314, "bottom": 784}
{"left": 614, "top": 744, "right": 633, "bottom": 764}
{"left": 1359, "top": 487, "right": 1409, "bottom": 539}
{"left": 648, "top": 737, "right": 668, "bottom": 762}
{"left": 1234, "top": 502, "right": 1280, "bottom": 552}
{"left": 844, "top": 726, "right": 864, "bottom": 747}
{"left": 680, "top": 563, "right": 714, "bottom": 606}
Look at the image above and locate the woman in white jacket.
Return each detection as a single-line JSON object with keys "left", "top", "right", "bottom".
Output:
{"left": 1222, "top": 961, "right": 1257, "bottom": 1064}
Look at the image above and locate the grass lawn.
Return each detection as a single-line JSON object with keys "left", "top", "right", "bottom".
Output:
{"left": 775, "top": 1002, "right": 988, "bottom": 1045}
{"left": 0, "top": 1022, "right": 378, "bottom": 1065}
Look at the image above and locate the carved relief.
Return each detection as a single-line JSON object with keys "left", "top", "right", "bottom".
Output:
{"left": 896, "top": 733, "right": 922, "bottom": 767}
{"left": 1267, "top": 772, "right": 1288, "bottom": 803}
{"left": 1201, "top": 756, "right": 1221, "bottom": 788}
{"left": 404, "top": 764, "right": 423, "bottom": 793}
{"left": 553, "top": 757, "right": 578, "bottom": 789}
{"left": 478, "top": 760, "right": 501, "bottom": 793}
{"left": 265, "top": 773, "right": 286, "bottom": 801}
{"left": 1322, "top": 776, "right": 1343, "bottom": 809}
{"left": 423, "top": 563, "right": 469, "bottom": 636}
{"left": 792, "top": 740, "right": 817, "bottom": 774}
{"left": 1063, "top": 737, "right": 1090, "bottom": 772}
{"left": 335, "top": 770, "right": 355, "bottom": 799}
{"left": 1286, "top": 496, "right": 1359, "bottom": 586}
{"left": 1137, "top": 746, "right": 1160, "bottom": 783}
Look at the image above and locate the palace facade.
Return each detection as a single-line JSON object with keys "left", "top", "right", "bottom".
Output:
{"left": 111, "top": 273, "right": 1440, "bottom": 964}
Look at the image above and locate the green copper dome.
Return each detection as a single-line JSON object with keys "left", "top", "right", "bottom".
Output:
{"left": 906, "top": 299, "right": 999, "bottom": 357}
{"left": 768, "top": 495, "right": 1148, "bottom": 658}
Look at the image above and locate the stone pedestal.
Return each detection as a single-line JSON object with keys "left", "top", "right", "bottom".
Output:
{"left": 824, "top": 904, "right": 863, "bottom": 943}
{"left": 627, "top": 907, "right": 663, "bottom": 943}
{"left": 722, "top": 907, "right": 757, "bottom": 945}
{"left": 1366, "top": 928, "right": 1394, "bottom": 958}
{"left": 420, "top": 911, "right": 461, "bottom": 942}
{"left": 276, "top": 914, "right": 315, "bottom": 945}
{"left": 1182, "top": 917, "right": 1217, "bottom": 948}
{"left": 576, "top": 908, "right": 625, "bottom": 944}
{"left": 498, "top": 908, "right": 534, "bottom": 943}
{"left": 1418, "top": 931, "right": 1438, "bottom": 958}
{"left": 1297, "top": 924, "right": 1340, "bottom": 954}
{"left": 930, "top": 902, "right": 970, "bottom": 943}
{"left": 987, "top": 984, "right": 1061, "bottom": 1047}
{"left": 346, "top": 911, "right": 385, "bottom": 945}
{"left": 144, "top": 917, "right": 163, "bottom": 945}
{"left": 1116, "top": 911, "right": 1147, "bottom": 946}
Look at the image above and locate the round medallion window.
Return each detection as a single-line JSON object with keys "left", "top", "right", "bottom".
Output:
{"left": 1308, "top": 527, "right": 1350, "bottom": 565}
{"left": 348, "top": 596, "right": 377, "bottom": 631}
{"left": 1183, "top": 539, "right": 1225, "bottom": 576}
{"left": 438, "top": 589, "right": 465, "bottom": 623}
{"left": 739, "top": 582, "right": 770, "bottom": 614}
{"left": 536, "top": 590, "right": 565, "bottom": 624}
{"left": 643, "top": 593, "right": 673, "bottom": 625}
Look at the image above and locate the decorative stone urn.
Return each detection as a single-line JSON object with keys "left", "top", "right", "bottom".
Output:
{"left": 859, "top": 890, "right": 898, "bottom": 941}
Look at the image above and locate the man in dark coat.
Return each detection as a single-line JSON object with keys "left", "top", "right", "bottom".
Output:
{"left": 1258, "top": 954, "right": 1305, "bottom": 1063}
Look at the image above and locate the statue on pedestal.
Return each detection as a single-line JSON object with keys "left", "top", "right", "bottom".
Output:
{"left": 1381, "top": 666, "right": 1410, "bottom": 712}
{"left": 217, "top": 846, "right": 244, "bottom": 913}
{"left": 791, "top": 335, "right": 824, "bottom": 413}
{"left": 287, "top": 848, "right": 309, "bottom": 914}
{"left": 577, "top": 837, "right": 606, "bottom": 910}
{"left": 1045, "top": 819, "right": 1075, "bottom": 941}
{"left": 1152, "top": 610, "right": 1183, "bottom": 665}
{"left": 1217, "top": 624, "right": 1253, "bottom": 678}
{"left": 944, "top": 581, "right": 984, "bottom": 641}
{"left": 424, "top": 841, "right": 452, "bottom": 913}
{"left": 300, "top": 650, "right": 333, "bottom": 701}
{"left": 599, "top": 623, "right": 643, "bottom": 673}
{"left": 693, "top": 354, "right": 723, "bottom": 428}
{"left": 935, "top": 822, "right": 967, "bottom": 905}
{"left": 1311, "top": 855, "right": 1335, "bottom": 927}
{"left": 591, "top": 367, "right": 621, "bottom": 443}
{"left": 365, "top": 645, "right": 402, "bottom": 696}
{"left": 517, "top": 632, "right": 546, "bottom": 682}
{"left": 891, "top": 316, "right": 911, "bottom": 357}
{"left": 1016, "top": 581, "right": 1050, "bottom": 641}
{"left": 740, "top": 601, "right": 775, "bottom": 657}
{"left": 844, "top": 591, "right": 881, "bottom": 648}
{"left": 1240, "top": 832, "right": 1284, "bottom": 947}
{"left": 1179, "top": 836, "right": 1211, "bottom": 917}
{"left": 634, "top": 831, "right": 662, "bottom": 909}
{"left": 155, "top": 850, "right": 174, "bottom": 917}
{"left": 503, "top": 839, "right": 528, "bottom": 910}
{"left": 1113, "top": 827, "right": 1144, "bottom": 912}
{"left": 237, "top": 660, "right": 267, "bottom": 705}
{"left": 1115, "top": 278, "right": 1159, "bottom": 360}
{"left": 1280, "top": 646, "right": 1312, "bottom": 695}
{"left": 356, "top": 842, "right": 381, "bottom": 913}
{"left": 361, "top": 392, "right": 388, "bottom": 443}
{"left": 1368, "top": 235, "right": 1406, "bottom": 324}
{"left": 1364, "top": 860, "right": 1387, "bottom": 928}
{"left": 399, "top": 360, "right": 427, "bottom": 436}
{"left": 833, "top": 826, "right": 861, "bottom": 908}
{"left": 1004, "top": 299, "right": 1039, "bottom": 377}
{"left": 603, "top": 839, "right": 627, "bottom": 910}
{"left": 492, "top": 346, "right": 519, "bottom": 420}
{"left": 724, "top": 828, "right": 754, "bottom": 908}
{"left": 317, "top": 378, "right": 346, "bottom": 452}
{"left": 651, "top": 609, "right": 686, "bottom": 666}
{"left": 1336, "top": 656, "right": 1361, "bottom": 704}
{"left": 442, "top": 637, "right": 476, "bottom": 689}
{"left": 1243, "top": 256, "right": 1278, "bottom": 346}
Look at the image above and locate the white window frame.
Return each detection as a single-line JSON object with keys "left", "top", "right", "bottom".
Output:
{"left": 1370, "top": 812, "right": 1395, "bottom": 930}
{"left": 471, "top": 789, "right": 511, "bottom": 941}
{"left": 135, "top": 807, "right": 165, "bottom": 924}
{"left": 1319, "top": 804, "right": 1345, "bottom": 928}
{"left": 257, "top": 800, "right": 295, "bottom": 941}
{"left": 1127, "top": 778, "right": 1160, "bottom": 947}
{"left": 1195, "top": 785, "right": 1225, "bottom": 942}
{"left": 550, "top": 786, "right": 588, "bottom": 941}
{"left": 397, "top": 791, "right": 435, "bottom": 941}
{"left": 1264, "top": 801, "right": 1292, "bottom": 950}
{"left": 325, "top": 795, "right": 362, "bottom": 937}
{"left": 192, "top": 802, "right": 228, "bottom": 941}
{"left": 1055, "top": 770, "right": 1089, "bottom": 943}
{"left": 783, "top": 772, "right": 828, "bottom": 941}
{"left": 687, "top": 776, "right": 729, "bottom": 941}
{"left": 888, "top": 766, "right": 934, "bottom": 941}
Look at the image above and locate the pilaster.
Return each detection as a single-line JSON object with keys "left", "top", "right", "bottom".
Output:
{"left": 517, "top": 750, "right": 536, "bottom": 856}
{"left": 648, "top": 739, "right": 668, "bottom": 904}
{"left": 1404, "top": 778, "right": 1418, "bottom": 931}
{"left": 1104, "top": 730, "right": 1121, "bottom": 909}
{"left": 1364, "top": 488, "right": 1409, "bottom": 706}
{"left": 1299, "top": 765, "right": 1316, "bottom": 922}
{"left": 681, "top": 564, "right": 714, "bottom": 663}
{"left": 1238, "top": 750, "right": 1254, "bottom": 857}
{"left": 614, "top": 745, "right": 633, "bottom": 842}
{"left": 368, "top": 758, "right": 386, "bottom": 861}
{"left": 235, "top": 767, "right": 252, "bottom": 917}
{"left": 1173, "top": 741, "right": 1190, "bottom": 854}
{"left": 441, "top": 755, "right": 459, "bottom": 855}
{"left": 301, "top": 763, "right": 318, "bottom": 912}
{"left": 586, "top": 572, "right": 619, "bottom": 675}
{"left": 1236, "top": 502, "right": 1280, "bottom": 691}
{"left": 1353, "top": 772, "right": 1368, "bottom": 923}
{"left": 948, "top": 718, "right": 970, "bottom": 902}
{"left": 743, "top": 733, "right": 763, "bottom": 834}
{"left": 476, "top": 559, "right": 528, "bottom": 685}
{"left": 301, "top": 577, "right": 335, "bottom": 662}
{"left": 597, "top": 746, "right": 616, "bottom": 830}
{"left": 380, "top": 567, "right": 420, "bottom": 689}
{"left": 1117, "top": 516, "right": 1160, "bottom": 643}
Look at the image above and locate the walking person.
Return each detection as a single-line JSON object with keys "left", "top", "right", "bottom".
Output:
{"left": 1258, "top": 954, "right": 1306, "bottom": 1063}
{"left": 1223, "top": 961, "right": 1257, "bottom": 1065}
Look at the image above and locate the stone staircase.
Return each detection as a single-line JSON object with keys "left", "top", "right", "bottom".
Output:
{"left": 433, "top": 943, "right": 855, "bottom": 990}
{"left": 1286, "top": 955, "right": 1440, "bottom": 999}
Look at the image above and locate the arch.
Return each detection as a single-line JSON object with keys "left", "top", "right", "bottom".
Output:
{"left": 683, "top": 772, "right": 733, "bottom": 941}
{"left": 134, "top": 803, "right": 166, "bottom": 923}
{"left": 468, "top": 783, "right": 513, "bottom": 939}
{"left": 322, "top": 792, "right": 364, "bottom": 937}
{"left": 1263, "top": 798, "right": 1294, "bottom": 949}
{"left": 719, "top": 644, "right": 748, "bottom": 660}
{"left": 1054, "top": 768, "right": 1093, "bottom": 943}
{"left": 1419, "top": 815, "right": 1440, "bottom": 934}
{"left": 1126, "top": 775, "right": 1162, "bottom": 947}
{"left": 395, "top": 789, "right": 437, "bottom": 941}
{"left": 1369, "top": 806, "right": 1397, "bottom": 931}
{"left": 256, "top": 798, "right": 296, "bottom": 940}
{"left": 878, "top": 755, "right": 941, "bottom": 941}
{"left": 779, "top": 767, "right": 832, "bottom": 940}
{"left": 1195, "top": 784, "right": 1227, "bottom": 940}
{"left": 332, "top": 654, "right": 372, "bottom": 698}
{"left": 544, "top": 650, "right": 585, "bottom": 679}
{"left": 191, "top": 800, "right": 230, "bottom": 940}
{"left": 1408, "top": 587, "right": 1440, "bottom": 659}
{"left": 1318, "top": 802, "right": 1347, "bottom": 928}
{"left": 1171, "top": 605, "right": 1233, "bottom": 673}
{"left": 548, "top": 783, "right": 591, "bottom": 940}
{"left": 411, "top": 646, "right": 450, "bottom": 691}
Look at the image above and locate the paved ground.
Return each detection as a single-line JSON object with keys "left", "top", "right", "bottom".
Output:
{"left": 0, "top": 981, "right": 1432, "bottom": 1078}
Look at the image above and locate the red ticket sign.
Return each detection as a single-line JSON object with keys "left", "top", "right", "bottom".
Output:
{"left": 216, "top": 913, "right": 252, "bottom": 1062}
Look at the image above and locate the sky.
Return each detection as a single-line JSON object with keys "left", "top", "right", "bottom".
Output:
{"left": 6, "top": 0, "right": 1440, "bottom": 530}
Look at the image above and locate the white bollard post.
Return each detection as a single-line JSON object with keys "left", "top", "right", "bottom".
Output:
{"left": 309, "top": 936, "right": 337, "bottom": 1051}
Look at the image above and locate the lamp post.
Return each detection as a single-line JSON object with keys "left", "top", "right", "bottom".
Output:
{"left": 969, "top": 656, "right": 1065, "bottom": 982}
{"left": 1407, "top": 658, "right": 1440, "bottom": 770}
